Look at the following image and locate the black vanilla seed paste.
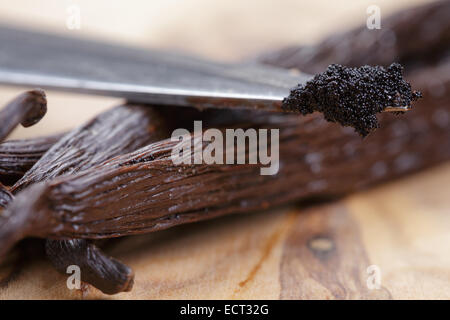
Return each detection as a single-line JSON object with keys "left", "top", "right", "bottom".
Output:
{"left": 282, "top": 63, "right": 422, "bottom": 136}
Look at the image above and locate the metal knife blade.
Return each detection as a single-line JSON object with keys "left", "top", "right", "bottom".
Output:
{"left": 0, "top": 25, "right": 311, "bottom": 111}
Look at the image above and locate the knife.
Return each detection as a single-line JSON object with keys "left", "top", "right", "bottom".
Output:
{"left": 0, "top": 25, "right": 407, "bottom": 112}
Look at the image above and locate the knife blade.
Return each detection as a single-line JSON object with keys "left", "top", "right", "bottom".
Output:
{"left": 0, "top": 26, "right": 410, "bottom": 113}
{"left": 0, "top": 25, "right": 313, "bottom": 112}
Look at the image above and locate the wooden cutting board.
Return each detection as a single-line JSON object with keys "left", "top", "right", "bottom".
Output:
{"left": 1, "top": 162, "right": 449, "bottom": 299}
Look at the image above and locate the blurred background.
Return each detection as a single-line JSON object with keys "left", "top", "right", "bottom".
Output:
{"left": 0, "top": 0, "right": 431, "bottom": 139}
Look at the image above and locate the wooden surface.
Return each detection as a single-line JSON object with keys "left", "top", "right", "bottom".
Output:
{"left": 1, "top": 163, "right": 449, "bottom": 299}
{"left": 1, "top": 0, "right": 448, "bottom": 300}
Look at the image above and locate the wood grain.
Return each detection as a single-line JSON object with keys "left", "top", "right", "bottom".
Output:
{"left": 1, "top": 163, "right": 449, "bottom": 299}
{"left": 279, "top": 204, "right": 391, "bottom": 299}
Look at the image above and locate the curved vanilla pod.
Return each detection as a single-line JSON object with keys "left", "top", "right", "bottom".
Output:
{"left": 0, "top": 89, "right": 47, "bottom": 142}
{"left": 45, "top": 239, "right": 134, "bottom": 295}
{"left": 9, "top": 104, "right": 173, "bottom": 294}
{"left": 0, "top": 133, "right": 65, "bottom": 186}
{"left": 0, "top": 185, "right": 133, "bottom": 294}
{"left": 0, "top": 185, "right": 134, "bottom": 294}
{"left": 0, "top": 183, "right": 44, "bottom": 258}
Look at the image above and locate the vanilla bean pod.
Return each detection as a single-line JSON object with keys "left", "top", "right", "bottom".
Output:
{"left": 0, "top": 188, "right": 131, "bottom": 294}
{"left": 0, "top": 183, "right": 12, "bottom": 209}
{"left": 0, "top": 133, "right": 64, "bottom": 185}
{"left": 45, "top": 239, "right": 134, "bottom": 294}
{"left": 259, "top": 0, "right": 450, "bottom": 74}
{"left": 1, "top": 188, "right": 132, "bottom": 295}
{"left": 12, "top": 104, "right": 171, "bottom": 193}
{"left": 0, "top": 89, "right": 47, "bottom": 142}
{"left": 2, "top": 75, "right": 448, "bottom": 248}
{"left": 9, "top": 104, "right": 174, "bottom": 294}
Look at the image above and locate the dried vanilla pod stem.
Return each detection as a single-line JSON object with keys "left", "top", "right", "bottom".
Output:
{"left": 0, "top": 133, "right": 65, "bottom": 186}
{"left": 45, "top": 239, "right": 134, "bottom": 295}
{"left": 0, "top": 89, "right": 47, "bottom": 142}
{"left": 9, "top": 104, "right": 174, "bottom": 294}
